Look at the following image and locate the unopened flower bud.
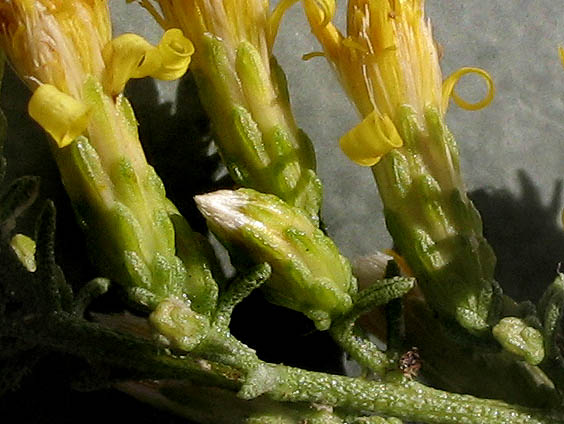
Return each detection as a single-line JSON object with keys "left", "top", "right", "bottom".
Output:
{"left": 150, "top": 297, "right": 210, "bottom": 351}
{"left": 195, "top": 188, "right": 357, "bottom": 330}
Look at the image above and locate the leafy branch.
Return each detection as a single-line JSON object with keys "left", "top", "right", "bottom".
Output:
{"left": 1, "top": 197, "right": 561, "bottom": 422}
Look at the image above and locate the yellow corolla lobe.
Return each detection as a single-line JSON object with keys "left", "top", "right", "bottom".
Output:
{"left": 28, "top": 84, "right": 91, "bottom": 148}
{"left": 340, "top": 111, "right": 403, "bottom": 166}
{"left": 102, "top": 28, "right": 194, "bottom": 95}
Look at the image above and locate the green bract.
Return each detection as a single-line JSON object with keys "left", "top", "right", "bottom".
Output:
{"left": 144, "top": 0, "right": 323, "bottom": 224}
{"left": 54, "top": 79, "right": 218, "bottom": 314}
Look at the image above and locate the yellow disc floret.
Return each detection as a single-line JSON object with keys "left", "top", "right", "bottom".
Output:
{"left": 0, "top": 0, "right": 110, "bottom": 97}
{"left": 0, "top": 1, "right": 192, "bottom": 147}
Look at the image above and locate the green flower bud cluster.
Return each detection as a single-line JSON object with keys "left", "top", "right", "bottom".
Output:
{"left": 373, "top": 106, "right": 500, "bottom": 334}
{"left": 195, "top": 188, "right": 357, "bottom": 330}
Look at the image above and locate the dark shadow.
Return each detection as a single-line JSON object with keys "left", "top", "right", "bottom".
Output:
{"left": 230, "top": 289, "right": 344, "bottom": 375}
{"left": 0, "top": 352, "right": 184, "bottom": 424}
{"left": 470, "top": 170, "right": 564, "bottom": 303}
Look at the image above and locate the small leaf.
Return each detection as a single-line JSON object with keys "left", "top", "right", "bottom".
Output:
{"left": 350, "top": 277, "right": 415, "bottom": 321}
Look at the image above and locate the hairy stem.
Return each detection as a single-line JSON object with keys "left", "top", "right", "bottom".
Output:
{"left": 270, "top": 365, "right": 561, "bottom": 424}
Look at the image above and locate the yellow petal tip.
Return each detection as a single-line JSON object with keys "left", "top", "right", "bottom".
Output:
{"left": 442, "top": 67, "right": 495, "bottom": 112}
{"left": 339, "top": 111, "right": 403, "bottom": 167}
{"left": 152, "top": 28, "right": 194, "bottom": 80}
{"left": 103, "top": 29, "right": 193, "bottom": 95}
{"left": 28, "top": 84, "right": 90, "bottom": 148}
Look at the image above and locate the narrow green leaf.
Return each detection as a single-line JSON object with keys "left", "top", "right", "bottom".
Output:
{"left": 349, "top": 277, "right": 414, "bottom": 322}
{"left": 214, "top": 263, "right": 271, "bottom": 329}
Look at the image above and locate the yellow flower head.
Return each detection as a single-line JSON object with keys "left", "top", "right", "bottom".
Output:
{"left": 0, "top": 0, "right": 110, "bottom": 146}
{"left": 0, "top": 0, "right": 192, "bottom": 147}
{"left": 306, "top": 0, "right": 442, "bottom": 119}
{"left": 303, "top": 0, "right": 494, "bottom": 165}
{"left": 136, "top": 0, "right": 306, "bottom": 145}
{"left": 0, "top": 0, "right": 110, "bottom": 97}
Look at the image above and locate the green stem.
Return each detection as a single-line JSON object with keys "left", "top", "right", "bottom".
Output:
{"left": 10, "top": 310, "right": 561, "bottom": 424}
{"left": 194, "top": 326, "right": 260, "bottom": 373}
{"left": 270, "top": 366, "right": 561, "bottom": 424}
{"left": 3, "top": 304, "right": 564, "bottom": 424}
{"left": 117, "top": 379, "right": 345, "bottom": 424}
